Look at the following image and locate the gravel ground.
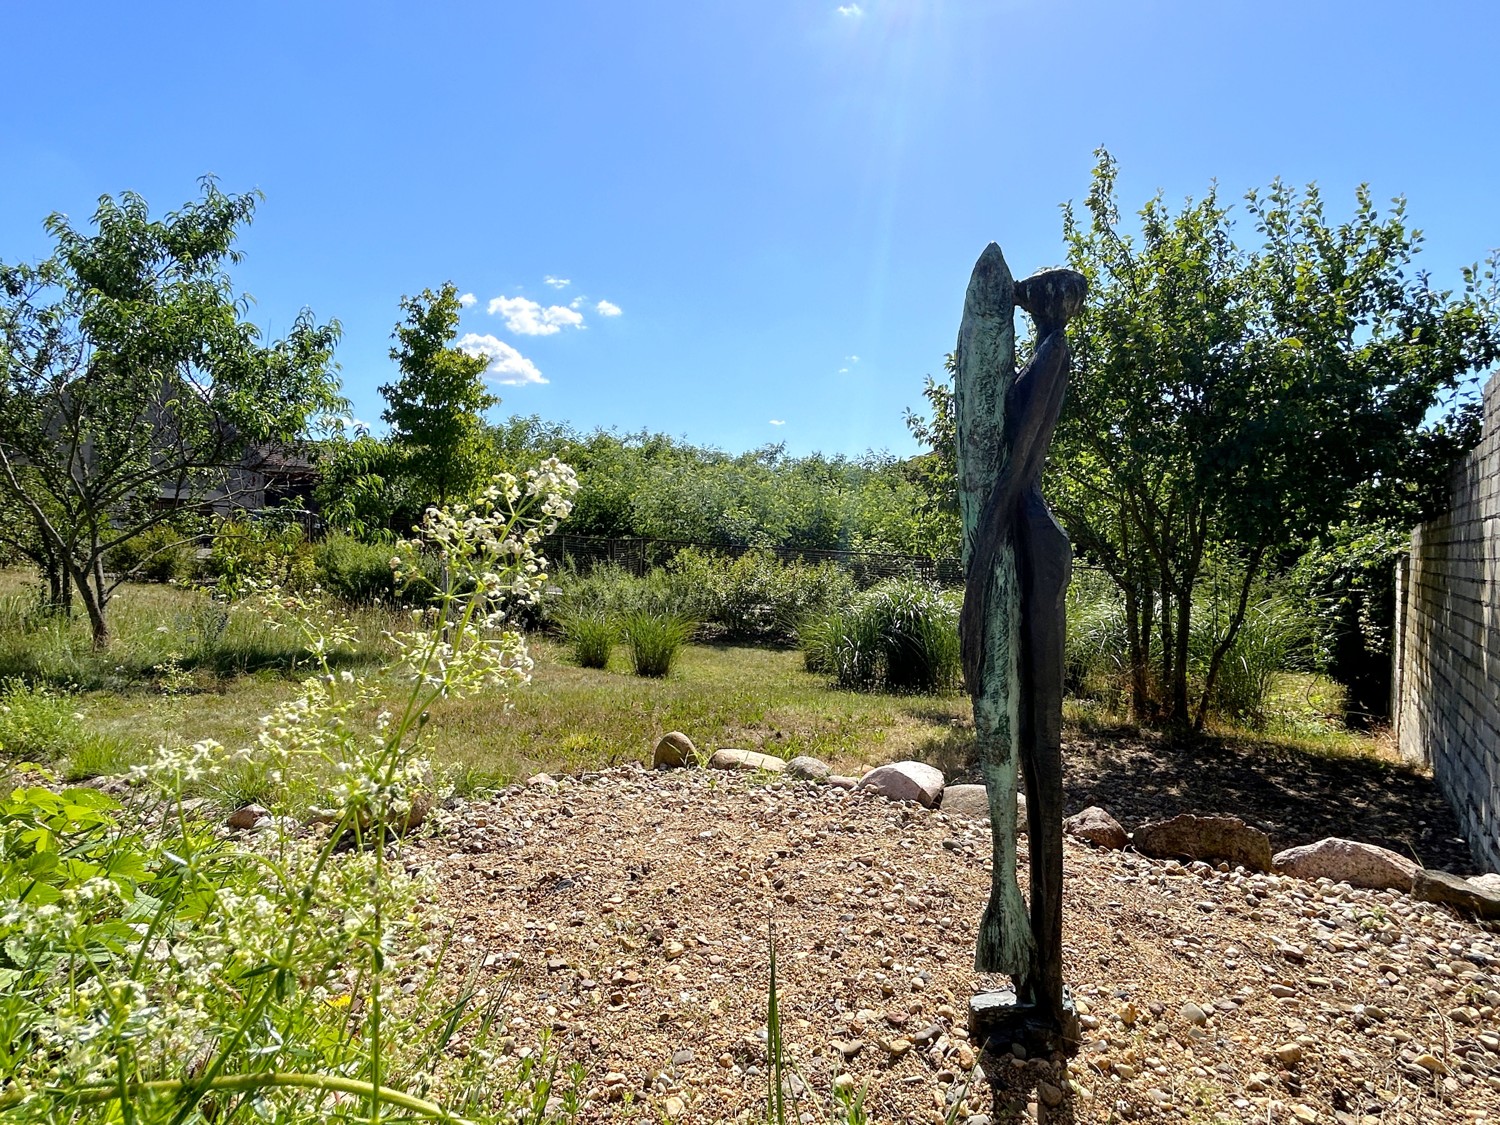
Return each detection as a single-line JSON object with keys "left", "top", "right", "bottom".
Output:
{"left": 413, "top": 765, "right": 1500, "bottom": 1124}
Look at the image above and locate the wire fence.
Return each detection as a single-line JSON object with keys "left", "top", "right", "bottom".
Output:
{"left": 542, "top": 534, "right": 969, "bottom": 585}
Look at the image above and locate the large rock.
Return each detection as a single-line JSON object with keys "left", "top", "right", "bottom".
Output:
{"left": 653, "top": 731, "right": 697, "bottom": 769}
{"left": 709, "top": 748, "right": 786, "bottom": 773}
{"left": 784, "top": 755, "right": 832, "bottom": 781}
{"left": 1468, "top": 873, "right": 1500, "bottom": 895}
{"left": 938, "top": 784, "right": 1027, "bottom": 832}
{"left": 939, "top": 783, "right": 989, "bottom": 819}
{"left": 1132, "top": 813, "right": 1273, "bottom": 872}
{"left": 1272, "top": 837, "right": 1417, "bottom": 892}
{"left": 1064, "top": 806, "right": 1127, "bottom": 850}
{"left": 858, "top": 761, "right": 945, "bottom": 808}
{"left": 1413, "top": 869, "right": 1500, "bottom": 919}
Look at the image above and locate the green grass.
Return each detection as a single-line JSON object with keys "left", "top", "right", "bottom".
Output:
{"left": 0, "top": 569, "right": 399, "bottom": 691}
{"left": 620, "top": 611, "right": 695, "bottom": 677}
{"left": 0, "top": 569, "right": 1396, "bottom": 799}
{"left": 15, "top": 631, "right": 976, "bottom": 793}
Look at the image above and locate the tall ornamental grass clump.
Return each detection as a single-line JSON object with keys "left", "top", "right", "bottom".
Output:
{"left": 558, "top": 609, "right": 617, "bottom": 668}
{"left": 620, "top": 611, "right": 695, "bottom": 677}
{"left": 1191, "top": 594, "right": 1311, "bottom": 727}
{"left": 551, "top": 563, "right": 677, "bottom": 622}
{"left": 1064, "top": 570, "right": 1130, "bottom": 705}
{"left": 801, "top": 578, "right": 960, "bottom": 692}
{"left": 0, "top": 459, "right": 584, "bottom": 1124}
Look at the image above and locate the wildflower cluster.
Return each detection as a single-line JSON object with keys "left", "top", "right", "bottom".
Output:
{"left": 0, "top": 461, "right": 582, "bottom": 1123}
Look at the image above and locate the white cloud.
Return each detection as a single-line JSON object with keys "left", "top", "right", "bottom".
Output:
{"left": 486, "top": 295, "right": 586, "bottom": 336}
{"left": 458, "top": 292, "right": 477, "bottom": 308}
{"left": 457, "top": 333, "right": 547, "bottom": 385}
{"left": 837, "top": 368, "right": 849, "bottom": 374}
{"left": 769, "top": 419, "right": 786, "bottom": 426}
{"left": 846, "top": 354, "right": 860, "bottom": 363}
{"left": 836, "top": 2, "right": 863, "bottom": 15}
{"left": 569, "top": 296, "right": 585, "bottom": 309}
{"left": 595, "top": 299, "right": 622, "bottom": 317}
{"left": 543, "top": 275, "right": 570, "bottom": 289}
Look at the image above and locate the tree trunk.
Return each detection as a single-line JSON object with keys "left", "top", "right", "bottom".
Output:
{"left": 1122, "top": 576, "right": 1152, "bottom": 726}
{"left": 73, "top": 558, "right": 110, "bottom": 650}
{"left": 1169, "top": 585, "right": 1192, "bottom": 729}
{"left": 1192, "top": 546, "right": 1266, "bottom": 732}
{"left": 1158, "top": 574, "right": 1175, "bottom": 713}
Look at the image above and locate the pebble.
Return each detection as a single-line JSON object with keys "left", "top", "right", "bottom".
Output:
{"left": 227, "top": 804, "right": 269, "bottom": 830}
{"left": 1413, "top": 1052, "right": 1448, "bottom": 1074}
{"left": 1178, "top": 1001, "right": 1209, "bottom": 1026}
{"left": 1274, "top": 1042, "right": 1303, "bottom": 1065}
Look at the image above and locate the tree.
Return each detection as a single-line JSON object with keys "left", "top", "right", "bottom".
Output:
{"left": 0, "top": 181, "right": 342, "bottom": 646}
{"left": 902, "top": 356, "right": 962, "bottom": 555}
{"left": 903, "top": 154, "right": 1498, "bottom": 728}
{"left": 1052, "top": 150, "right": 1499, "bottom": 728}
{"left": 379, "top": 283, "right": 498, "bottom": 515}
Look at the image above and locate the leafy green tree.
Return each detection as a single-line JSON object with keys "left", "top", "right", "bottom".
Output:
{"left": 0, "top": 181, "right": 342, "bottom": 646}
{"left": 901, "top": 354, "right": 961, "bottom": 552}
{"left": 379, "top": 283, "right": 498, "bottom": 515}
{"left": 312, "top": 433, "right": 407, "bottom": 542}
{"left": 1053, "top": 151, "right": 1499, "bottom": 728}
{"left": 481, "top": 418, "right": 947, "bottom": 557}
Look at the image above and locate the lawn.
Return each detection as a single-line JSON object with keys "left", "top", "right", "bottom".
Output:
{"left": 0, "top": 570, "right": 973, "bottom": 789}
{"left": 71, "top": 638, "right": 973, "bottom": 789}
{"left": 6, "top": 568, "right": 1447, "bottom": 866}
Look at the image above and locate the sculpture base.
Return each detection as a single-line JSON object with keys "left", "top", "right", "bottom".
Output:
{"left": 968, "top": 988, "right": 1080, "bottom": 1060}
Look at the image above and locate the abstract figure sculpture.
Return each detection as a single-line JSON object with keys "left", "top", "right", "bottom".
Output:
{"left": 956, "top": 243, "right": 1086, "bottom": 1052}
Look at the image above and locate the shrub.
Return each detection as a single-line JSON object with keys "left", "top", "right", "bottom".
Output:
{"left": 315, "top": 532, "right": 396, "bottom": 604}
{"left": 800, "top": 578, "right": 959, "bottom": 692}
{"left": 667, "top": 548, "right": 857, "bottom": 643}
{"left": 206, "top": 517, "right": 318, "bottom": 597}
{"left": 560, "top": 609, "right": 617, "bottom": 668}
{"left": 108, "top": 524, "right": 198, "bottom": 583}
{"left": 621, "top": 611, "right": 695, "bottom": 677}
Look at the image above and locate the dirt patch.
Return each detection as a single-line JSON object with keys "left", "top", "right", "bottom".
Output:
{"left": 416, "top": 767, "right": 1500, "bottom": 1123}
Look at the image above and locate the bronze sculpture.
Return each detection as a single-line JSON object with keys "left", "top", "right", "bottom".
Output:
{"left": 956, "top": 243, "right": 1086, "bottom": 1051}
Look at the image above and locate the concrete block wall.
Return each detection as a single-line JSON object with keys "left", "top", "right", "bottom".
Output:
{"left": 1394, "top": 371, "right": 1500, "bottom": 871}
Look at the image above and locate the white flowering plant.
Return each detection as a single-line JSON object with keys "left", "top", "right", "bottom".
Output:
{"left": 0, "top": 459, "right": 582, "bottom": 1123}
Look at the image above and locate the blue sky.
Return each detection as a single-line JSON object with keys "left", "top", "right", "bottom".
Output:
{"left": 4, "top": 1, "right": 1498, "bottom": 458}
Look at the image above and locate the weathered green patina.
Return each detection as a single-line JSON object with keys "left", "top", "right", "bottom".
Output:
{"left": 955, "top": 243, "right": 1085, "bottom": 1042}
